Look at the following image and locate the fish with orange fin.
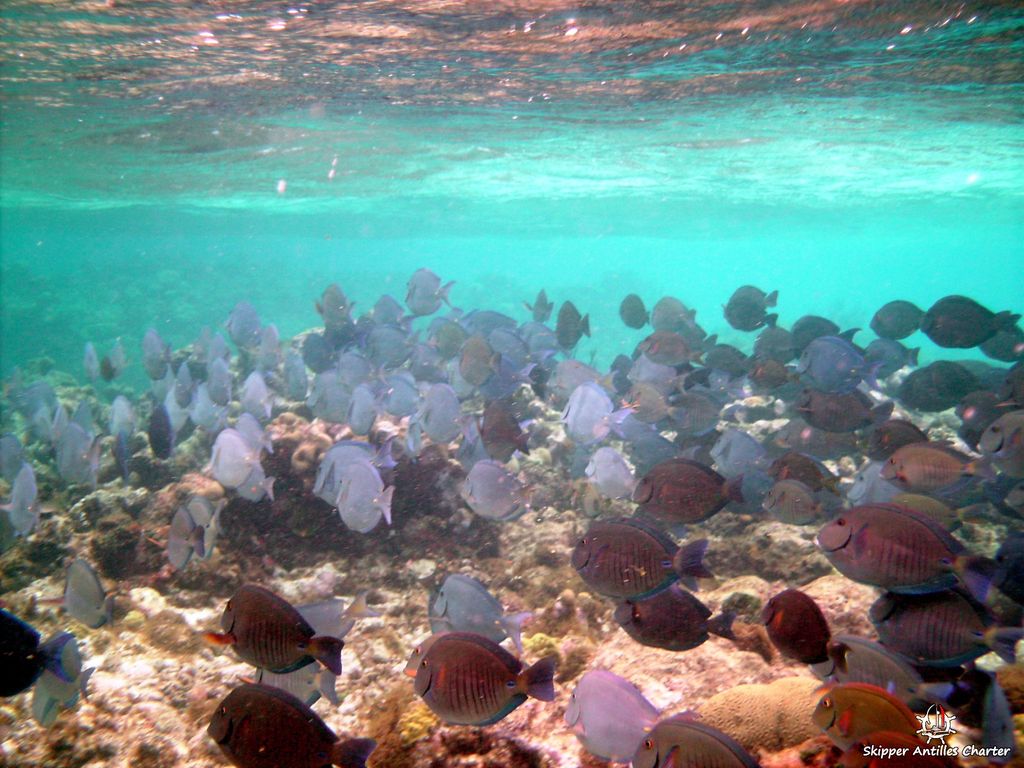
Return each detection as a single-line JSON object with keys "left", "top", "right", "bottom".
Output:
{"left": 206, "top": 584, "right": 360, "bottom": 675}
{"left": 407, "top": 631, "right": 556, "bottom": 725}
{"left": 813, "top": 682, "right": 919, "bottom": 751}
{"left": 880, "top": 441, "right": 993, "bottom": 492}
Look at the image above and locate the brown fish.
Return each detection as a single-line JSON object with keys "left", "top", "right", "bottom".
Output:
{"left": 880, "top": 441, "right": 988, "bottom": 492}
{"left": 208, "top": 683, "right": 375, "bottom": 768}
{"left": 865, "top": 419, "right": 929, "bottom": 461}
{"left": 556, "top": 301, "right": 590, "bottom": 350}
{"left": 407, "top": 631, "right": 556, "bottom": 725}
{"left": 920, "top": 295, "right": 1020, "bottom": 349}
{"left": 748, "top": 356, "right": 792, "bottom": 389}
{"left": 205, "top": 584, "right": 344, "bottom": 674}
{"left": 430, "top": 318, "right": 468, "bottom": 360}
{"left": 813, "top": 682, "right": 919, "bottom": 751}
{"left": 479, "top": 399, "right": 529, "bottom": 462}
{"left": 572, "top": 517, "right": 711, "bottom": 599}
{"left": 614, "top": 583, "right": 734, "bottom": 651}
{"left": 762, "top": 478, "right": 824, "bottom": 525}
{"left": 632, "top": 458, "right": 742, "bottom": 523}
{"left": 796, "top": 388, "right": 893, "bottom": 433}
{"left": 624, "top": 382, "right": 671, "bottom": 423}
{"left": 768, "top": 451, "right": 839, "bottom": 493}
{"left": 816, "top": 503, "right": 992, "bottom": 597}
{"left": 458, "top": 335, "right": 498, "bottom": 387}
{"left": 761, "top": 588, "right": 831, "bottom": 664}
{"left": 870, "top": 589, "right": 1023, "bottom": 667}
{"left": 632, "top": 714, "right": 760, "bottom": 768}
{"left": 636, "top": 331, "right": 701, "bottom": 367}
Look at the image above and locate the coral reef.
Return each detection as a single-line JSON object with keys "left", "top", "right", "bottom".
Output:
{"left": 698, "top": 676, "right": 825, "bottom": 753}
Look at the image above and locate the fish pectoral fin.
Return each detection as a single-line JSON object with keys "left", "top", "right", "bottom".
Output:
{"left": 203, "top": 631, "right": 237, "bottom": 647}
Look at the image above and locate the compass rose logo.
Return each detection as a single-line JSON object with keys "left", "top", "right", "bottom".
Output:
{"left": 916, "top": 704, "right": 957, "bottom": 743}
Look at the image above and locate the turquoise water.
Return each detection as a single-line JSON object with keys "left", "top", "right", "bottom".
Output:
{"left": 2, "top": 3, "right": 1024, "bottom": 765}
{"left": 2, "top": 1, "right": 1022, "bottom": 375}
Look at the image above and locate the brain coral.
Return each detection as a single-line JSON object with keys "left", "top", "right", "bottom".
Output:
{"left": 697, "top": 675, "right": 822, "bottom": 753}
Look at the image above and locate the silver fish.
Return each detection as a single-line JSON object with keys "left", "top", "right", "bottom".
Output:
{"left": 429, "top": 574, "right": 531, "bottom": 653}
{"left": 565, "top": 670, "right": 659, "bottom": 763}
{"left": 63, "top": 559, "right": 113, "bottom": 629}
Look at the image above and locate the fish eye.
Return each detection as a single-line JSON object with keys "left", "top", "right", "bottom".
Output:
{"left": 822, "top": 697, "right": 833, "bottom": 709}
{"left": 836, "top": 518, "right": 846, "bottom": 526}
{"left": 506, "top": 680, "right": 516, "bottom": 688}
{"left": 420, "top": 659, "right": 427, "bottom": 668}
{"left": 643, "top": 738, "right": 654, "bottom": 749}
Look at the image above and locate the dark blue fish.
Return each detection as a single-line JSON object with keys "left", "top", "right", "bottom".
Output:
{"left": 148, "top": 403, "right": 175, "bottom": 459}
{"left": 865, "top": 338, "right": 919, "bottom": 378}
{"left": 798, "top": 335, "right": 876, "bottom": 393}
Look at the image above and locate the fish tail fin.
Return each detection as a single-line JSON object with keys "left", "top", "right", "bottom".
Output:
{"left": 838, "top": 328, "right": 860, "bottom": 342}
{"left": 763, "top": 313, "right": 779, "bottom": 328}
{"left": 500, "top": 612, "right": 533, "bottom": 654}
{"left": 104, "top": 595, "right": 115, "bottom": 626}
{"left": 263, "top": 477, "right": 276, "bottom": 502}
{"left": 955, "top": 555, "right": 997, "bottom": 602}
{"left": 581, "top": 315, "right": 591, "bottom": 338}
{"left": 332, "top": 737, "right": 377, "bottom": 768}
{"left": 38, "top": 632, "right": 76, "bottom": 682}
{"left": 309, "top": 635, "right": 344, "bottom": 675}
{"left": 203, "top": 631, "right": 237, "bottom": 647}
{"left": 985, "top": 627, "right": 1024, "bottom": 664}
{"left": 377, "top": 486, "right": 394, "bottom": 525}
{"left": 708, "top": 611, "right": 736, "bottom": 640}
{"left": 319, "top": 669, "right": 340, "bottom": 706}
{"left": 995, "top": 311, "right": 1022, "bottom": 332}
{"left": 723, "top": 474, "right": 746, "bottom": 503}
{"left": 439, "top": 281, "right": 455, "bottom": 307}
{"left": 908, "top": 347, "right": 920, "bottom": 367}
{"left": 864, "top": 361, "right": 884, "bottom": 391}
{"left": 966, "top": 458, "right": 997, "bottom": 481}
{"left": 871, "top": 400, "right": 895, "bottom": 424}
{"left": 190, "top": 525, "right": 206, "bottom": 559}
{"left": 345, "top": 591, "right": 382, "bottom": 622}
{"left": 673, "top": 538, "right": 712, "bottom": 583}
{"left": 522, "top": 655, "right": 557, "bottom": 701}
{"left": 765, "top": 290, "right": 779, "bottom": 308}
{"left": 915, "top": 681, "right": 956, "bottom": 704}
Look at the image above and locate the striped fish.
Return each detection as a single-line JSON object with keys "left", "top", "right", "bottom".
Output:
{"left": 407, "top": 632, "right": 555, "bottom": 725}
{"left": 205, "top": 585, "right": 348, "bottom": 675}
{"left": 571, "top": 517, "right": 710, "bottom": 599}
{"left": 816, "top": 503, "right": 993, "bottom": 599}
{"left": 870, "top": 590, "right": 1023, "bottom": 668}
